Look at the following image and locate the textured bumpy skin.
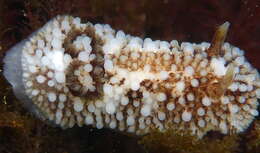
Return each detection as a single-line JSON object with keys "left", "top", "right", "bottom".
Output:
{"left": 3, "top": 15, "right": 260, "bottom": 138}
{"left": 3, "top": 37, "right": 46, "bottom": 120}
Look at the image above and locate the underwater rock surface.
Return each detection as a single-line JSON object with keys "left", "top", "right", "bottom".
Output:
{"left": 3, "top": 15, "right": 260, "bottom": 138}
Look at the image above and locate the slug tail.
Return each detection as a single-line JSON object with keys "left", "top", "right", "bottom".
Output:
{"left": 3, "top": 38, "right": 47, "bottom": 121}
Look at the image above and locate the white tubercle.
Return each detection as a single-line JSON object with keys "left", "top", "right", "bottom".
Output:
{"left": 184, "top": 66, "right": 194, "bottom": 76}
{"left": 36, "top": 75, "right": 46, "bottom": 83}
{"left": 191, "top": 79, "right": 199, "bottom": 87}
{"left": 106, "top": 102, "right": 116, "bottom": 114}
{"left": 141, "top": 105, "right": 151, "bottom": 117}
{"left": 73, "top": 98, "right": 84, "bottom": 112}
{"left": 198, "top": 119, "right": 205, "bottom": 128}
{"left": 104, "top": 59, "right": 114, "bottom": 71}
{"left": 197, "top": 107, "right": 205, "bottom": 116}
{"left": 210, "top": 58, "right": 227, "bottom": 77}
{"left": 55, "top": 72, "right": 66, "bottom": 83}
{"left": 156, "top": 92, "right": 167, "bottom": 102}
{"left": 176, "top": 81, "right": 185, "bottom": 92}
{"left": 182, "top": 111, "right": 192, "bottom": 122}
{"left": 159, "top": 71, "right": 169, "bottom": 80}
{"left": 51, "top": 50, "right": 65, "bottom": 71}
{"left": 166, "top": 102, "right": 175, "bottom": 111}
{"left": 202, "top": 96, "right": 211, "bottom": 106}
{"left": 78, "top": 51, "right": 90, "bottom": 62}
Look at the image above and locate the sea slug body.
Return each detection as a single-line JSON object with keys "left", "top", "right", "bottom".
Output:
{"left": 3, "top": 15, "right": 260, "bottom": 138}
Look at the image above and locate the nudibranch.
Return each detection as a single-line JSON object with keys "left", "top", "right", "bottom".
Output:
{"left": 3, "top": 15, "right": 260, "bottom": 138}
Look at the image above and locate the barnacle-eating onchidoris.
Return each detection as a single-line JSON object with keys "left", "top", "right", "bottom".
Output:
{"left": 3, "top": 15, "right": 260, "bottom": 137}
